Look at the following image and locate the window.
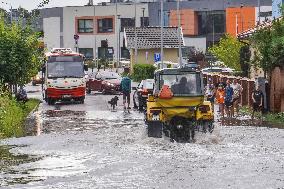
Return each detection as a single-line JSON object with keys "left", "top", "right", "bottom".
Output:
{"left": 98, "top": 47, "right": 114, "bottom": 59}
{"left": 158, "top": 10, "right": 171, "bottom": 26}
{"left": 97, "top": 18, "right": 113, "bottom": 33}
{"left": 121, "top": 47, "right": 130, "bottom": 59}
{"left": 198, "top": 11, "right": 225, "bottom": 35}
{"left": 140, "top": 17, "right": 149, "bottom": 27}
{"left": 79, "top": 48, "right": 94, "bottom": 59}
{"left": 120, "top": 18, "right": 135, "bottom": 31}
{"left": 78, "top": 19, "right": 93, "bottom": 33}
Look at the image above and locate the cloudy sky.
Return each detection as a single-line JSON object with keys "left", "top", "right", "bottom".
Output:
{"left": 2, "top": 0, "right": 101, "bottom": 10}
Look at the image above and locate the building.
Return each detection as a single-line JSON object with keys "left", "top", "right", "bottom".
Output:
{"left": 148, "top": 0, "right": 272, "bottom": 51}
{"left": 124, "top": 26, "right": 183, "bottom": 67}
{"left": 40, "top": 3, "right": 148, "bottom": 62}
{"left": 39, "top": 0, "right": 272, "bottom": 61}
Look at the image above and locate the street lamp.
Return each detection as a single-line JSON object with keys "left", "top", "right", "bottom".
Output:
{"left": 1, "top": 1, "right": 12, "bottom": 23}
{"left": 117, "top": 15, "right": 121, "bottom": 68}
{"left": 160, "top": 0, "right": 164, "bottom": 68}
{"left": 141, "top": 8, "right": 145, "bottom": 27}
{"left": 240, "top": 3, "right": 244, "bottom": 32}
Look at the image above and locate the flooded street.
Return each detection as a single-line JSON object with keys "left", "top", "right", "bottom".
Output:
{"left": 1, "top": 84, "right": 284, "bottom": 189}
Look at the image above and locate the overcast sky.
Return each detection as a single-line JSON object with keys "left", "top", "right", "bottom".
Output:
{"left": 2, "top": 0, "right": 101, "bottom": 10}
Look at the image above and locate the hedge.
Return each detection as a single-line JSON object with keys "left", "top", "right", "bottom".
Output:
{"left": 132, "top": 64, "right": 156, "bottom": 82}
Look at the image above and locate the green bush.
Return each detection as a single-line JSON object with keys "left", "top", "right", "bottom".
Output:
{"left": 132, "top": 64, "right": 156, "bottom": 82}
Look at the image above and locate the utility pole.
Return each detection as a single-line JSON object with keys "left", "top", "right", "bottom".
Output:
{"left": 134, "top": 0, "right": 138, "bottom": 65}
{"left": 93, "top": 5, "right": 97, "bottom": 70}
{"left": 177, "top": 0, "right": 182, "bottom": 67}
{"left": 160, "top": 0, "right": 164, "bottom": 68}
{"left": 258, "top": 0, "right": 261, "bottom": 23}
{"left": 240, "top": 3, "right": 244, "bottom": 32}
{"left": 117, "top": 15, "right": 121, "bottom": 69}
{"left": 212, "top": 10, "right": 215, "bottom": 47}
{"left": 116, "top": 0, "right": 119, "bottom": 68}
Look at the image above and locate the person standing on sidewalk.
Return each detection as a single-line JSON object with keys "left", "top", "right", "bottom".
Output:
{"left": 120, "top": 73, "right": 132, "bottom": 110}
{"left": 224, "top": 80, "right": 234, "bottom": 118}
{"left": 205, "top": 78, "right": 215, "bottom": 111}
{"left": 251, "top": 85, "right": 264, "bottom": 121}
{"left": 231, "top": 79, "right": 243, "bottom": 117}
{"left": 216, "top": 84, "right": 225, "bottom": 118}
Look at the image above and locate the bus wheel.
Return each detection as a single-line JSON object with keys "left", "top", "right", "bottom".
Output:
{"left": 47, "top": 98, "right": 54, "bottom": 105}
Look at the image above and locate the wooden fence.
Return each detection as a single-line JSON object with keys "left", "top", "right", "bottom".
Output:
{"left": 270, "top": 67, "right": 284, "bottom": 112}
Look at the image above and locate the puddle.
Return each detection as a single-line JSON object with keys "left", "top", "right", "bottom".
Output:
{"left": 0, "top": 145, "right": 43, "bottom": 186}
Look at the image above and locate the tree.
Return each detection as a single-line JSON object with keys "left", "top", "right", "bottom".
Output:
{"left": 0, "top": 19, "right": 42, "bottom": 88}
{"left": 209, "top": 34, "right": 244, "bottom": 71}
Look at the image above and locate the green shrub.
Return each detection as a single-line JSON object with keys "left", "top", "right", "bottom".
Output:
{"left": 132, "top": 64, "right": 156, "bottom": 82}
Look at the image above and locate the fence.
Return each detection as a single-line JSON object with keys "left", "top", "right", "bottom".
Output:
{"left": 270, "top": 67, "right": 284, "bottom": 112}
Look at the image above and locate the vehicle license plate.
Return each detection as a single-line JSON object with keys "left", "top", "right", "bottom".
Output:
{"left": 62, "top": 95, "right": 71, "bottom": 98}
{"left": 152, "top": 114, "right": 160, "bottom": 121}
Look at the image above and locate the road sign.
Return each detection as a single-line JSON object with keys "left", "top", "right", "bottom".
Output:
{"left": 74, "top": 34, "right": 79, "bottom": 40}
{"left": 154, "top": 53, "right": 161, "bottom": 62}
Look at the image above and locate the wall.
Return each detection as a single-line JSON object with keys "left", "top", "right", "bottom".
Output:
{"left": 255, "top": 6, "right": 272, "bottom": 24}
{"left": 43, "top": 17, "right": 61, "bottom": 50}
{"left": 130, "top": 48, "right": 178, "bottom": 69}
{"left": 183, "top": 37, "right": 207, "bottom": 52}
{"left": 169, "top": 9, "right": 198, "bottom": 36}
{"left": 226, "top": 7, "right": 256, "bottom": 36}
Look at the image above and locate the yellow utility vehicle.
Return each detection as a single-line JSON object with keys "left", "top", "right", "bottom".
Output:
{"left": 146, "top": 66, "right": 214, "bottom": 142}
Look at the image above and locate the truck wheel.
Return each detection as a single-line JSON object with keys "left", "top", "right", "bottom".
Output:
{"left": 147, "top": 121, "right": 163, "bottom": 138}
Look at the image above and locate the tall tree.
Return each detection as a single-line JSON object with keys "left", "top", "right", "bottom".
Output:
{"left": 0, "top": 19, "right": 42, "bottom": 86}
{"left": 209, "top": 34, "right": 244, "bottom": 71}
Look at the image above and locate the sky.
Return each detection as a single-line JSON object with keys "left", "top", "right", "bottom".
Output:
{"left": 1, "top": 0, "right": 101, "bottom": 11}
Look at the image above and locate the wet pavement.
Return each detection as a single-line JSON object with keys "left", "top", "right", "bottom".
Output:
{"left": 0, "top": 84, "right": 284, "bottom": 188}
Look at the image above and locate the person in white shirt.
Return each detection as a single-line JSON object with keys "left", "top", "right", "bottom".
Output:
{"left": 231, "top": 79, "right": 243, "bottom": 117}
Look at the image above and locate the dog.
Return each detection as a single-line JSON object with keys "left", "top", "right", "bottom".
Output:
{"left": 108, "top": 96, "right": 119, "bottom": 110}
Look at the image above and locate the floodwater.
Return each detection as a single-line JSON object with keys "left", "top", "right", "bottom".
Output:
{"left": 0, "top": 84, "right": 284, "bottom": 188}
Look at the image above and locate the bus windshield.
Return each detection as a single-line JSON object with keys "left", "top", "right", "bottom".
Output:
{"left": 47, "top": 56, "right": 84, "bottom": 78}
{"left": 159, "top": 73, "right": 203, "bottom": 96}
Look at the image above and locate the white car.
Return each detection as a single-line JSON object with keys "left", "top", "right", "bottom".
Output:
{"left": 201, "top": 67, "right": 235, "bottom": 74}
{"left": 154, "top": 61, "right": 179, "bottom": 69}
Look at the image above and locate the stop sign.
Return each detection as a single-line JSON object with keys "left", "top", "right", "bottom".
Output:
{"left": 74, "top": 34, "right": 79, "bottom": 40}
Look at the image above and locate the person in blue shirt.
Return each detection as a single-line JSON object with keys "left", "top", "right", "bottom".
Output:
{"left": 224, "top": 80, "right": 234, "bottom": 118}
{"left": 120, "top": 73, "right": 132, "bottom": 109}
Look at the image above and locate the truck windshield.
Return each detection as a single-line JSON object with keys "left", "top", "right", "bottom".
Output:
{"left": 159, "top": 73, "right": 202, "bottom": 96}
{"left": 47, "top": 56, "right": 84, "bottom": 78}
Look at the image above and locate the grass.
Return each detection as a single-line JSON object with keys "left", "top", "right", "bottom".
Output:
{"left": 239, "top": 106, "right": 284, "bottom": 127}
{"left": 0, "top": 97, "right": 40, "bottom": 139}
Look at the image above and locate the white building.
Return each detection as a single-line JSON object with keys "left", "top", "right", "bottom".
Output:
{"left": 41, "top": 3, "right": 149, "bottom": 61}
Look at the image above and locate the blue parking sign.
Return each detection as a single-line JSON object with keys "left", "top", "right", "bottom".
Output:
{"left": 154, "top": 53, "right": 161, "bottom": 62}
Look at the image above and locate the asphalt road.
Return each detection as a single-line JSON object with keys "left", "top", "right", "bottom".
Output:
{"left": 0, "top": 83, "right": 284, "bottom": 189}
